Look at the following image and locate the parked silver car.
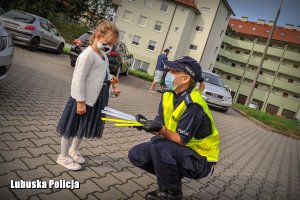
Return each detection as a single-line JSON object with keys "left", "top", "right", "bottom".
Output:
{"left": 0, "top": 10, "right": 65, "bottom": 54}
{"left": 201, "top": 70, "right": 232, "bottom": 112}
{"left": 0, "top": 21, "right": 14, "bottom": 80}
{"left": 248, "top": 101, "right": 259, "bottom": 110}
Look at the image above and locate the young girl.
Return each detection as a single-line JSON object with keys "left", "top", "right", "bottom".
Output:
{"left": 56, "top": 20, "right": 120, "bottom": 170}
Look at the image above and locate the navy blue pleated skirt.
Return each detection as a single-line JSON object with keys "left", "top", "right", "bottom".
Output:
{"left": 56, "top": 82, "right": 110, "bottom": 139}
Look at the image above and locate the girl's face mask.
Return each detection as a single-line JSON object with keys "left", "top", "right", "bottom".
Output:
{"left": 97, "top": 42, "right": 113, "bottom": 54}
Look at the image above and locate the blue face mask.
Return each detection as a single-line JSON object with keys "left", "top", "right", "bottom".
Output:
{"left": 165, "top": 72, "right": 178, "bottom": 91}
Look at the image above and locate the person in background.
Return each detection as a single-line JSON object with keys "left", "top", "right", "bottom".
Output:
{"left": 149, "top": 48, "right": 169, "bottom": 93}
{"left": 56, "top": 20, "right": 120, "bottom": 170}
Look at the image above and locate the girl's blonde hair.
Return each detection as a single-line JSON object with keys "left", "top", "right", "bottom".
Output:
{"left": 89, "top": 20, "right": 119, "bottom": 45}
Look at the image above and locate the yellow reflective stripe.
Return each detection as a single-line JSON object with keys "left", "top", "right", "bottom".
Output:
{"left": 101, "top": 117, "right": 138, "bottom": 124}
{"left": 114, "top": 123, "right": 144, "bottom": 127}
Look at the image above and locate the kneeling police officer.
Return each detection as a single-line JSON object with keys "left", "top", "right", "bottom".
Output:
{"left": 129, "top": 56, "right": 220, "bottom": 200}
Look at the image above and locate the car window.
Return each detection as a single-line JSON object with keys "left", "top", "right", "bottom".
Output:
{"left": 3, "top": 10, "right": 35, "bottom": 24}
{"left": 79, "top": 32, "right": 92, "bottom": 41}
{"left": 202, "top": 72, "right": 224, "bottom": 88}
{"left": 48, "top": 22, "right": 58, "bottom": 35}
{"left": 39, "top": 19, "right": 49, "bottom": 31}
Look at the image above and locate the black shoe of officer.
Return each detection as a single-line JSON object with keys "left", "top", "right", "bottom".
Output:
{"left": 145, "top": 189, "right": 183, "bottom": 200}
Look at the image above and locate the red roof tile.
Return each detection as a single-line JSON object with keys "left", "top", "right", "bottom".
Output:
{"left": 229, "top": 18, "right": 300, "bottom": 45}
{"left": 174, "top": 0, "right": 200, "bottom": 14}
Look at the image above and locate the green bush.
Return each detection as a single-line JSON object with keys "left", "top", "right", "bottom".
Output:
{"left": 233, "top": 103, "right": 300, "bottom": 137}
{"left": 128, "top": 69, "right": 154, "bottom": 82}
{"left": 53, "top": 19, "right": 89, "bottom": 44}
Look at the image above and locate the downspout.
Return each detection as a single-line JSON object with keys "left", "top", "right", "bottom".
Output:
{"left": 161, "top": 4, "right": 177, "bottom": 53}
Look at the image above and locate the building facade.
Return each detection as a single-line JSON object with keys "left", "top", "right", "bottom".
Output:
{"left": 213, "top": 17, "right": 300, "bottom": 119}
{"left": 113, "top": 0, "right": 234, "bottom": 74}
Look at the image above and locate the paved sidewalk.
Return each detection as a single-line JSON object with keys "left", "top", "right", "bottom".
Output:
{"left": 0, "top": 47, "right": 299, "bottom": 200}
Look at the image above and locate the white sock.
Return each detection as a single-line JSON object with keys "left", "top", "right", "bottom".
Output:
{"left": 70, "top": 137, "right": 82, "bottom": 152}
{"left": 60, "top": 136, "right": 73, "bottom": 158}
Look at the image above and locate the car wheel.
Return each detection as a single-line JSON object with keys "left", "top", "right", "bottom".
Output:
{"left": 70, "top": 59, "right": 76, "bottom": 67}
{"left": 221, "top": 108, "right": 229, "bottom": 112}
{"left": 56, "top": 43, "right": 64, "bottom": 55}
{"left": 27, "top": 37, "right": 39, "bottom": 51}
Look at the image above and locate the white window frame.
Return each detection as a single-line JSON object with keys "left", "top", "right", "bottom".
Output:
{"left": 138, "top": 15, "right": 147, "bottom": 27}
{"left": 200, "top": 7, "right": 210, "bottom": 14}
{"left": 147, "top": 40, "right": 157, "bottom": 51}
{"left": 132, "top": 35, "right": 141, "bottom": 46}
{"left": 160, "top": 2, "right": 169, "bottom": 13}
{"left": 144, "top": 0, "right": 153, "bottom": 8}
{"left": 154, "top": 21, "right": 163, "bottom": 32}
{"left": 119, "top": 30, "right": 125, "bottom": 41}
{"left": 122, "top": 10, "right": 132, "bottom": 22}
{"left": 195, "top": 25, "right": 204, "bottom": 32}
{"left": 189, "top": 44, "right": 197, "bottom": 51}
{"left": 131, "top": 59, "right": 150, "bottom": 72}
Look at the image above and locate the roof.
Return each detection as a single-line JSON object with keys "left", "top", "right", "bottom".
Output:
{"left": 228, "top": 18, "right": 300, "bottom": 45}
{"left": 174, "top": 0, "right": 200, "bottom": 14}
{"left": 173, "top": 0, "right": 235, "bottom": 15}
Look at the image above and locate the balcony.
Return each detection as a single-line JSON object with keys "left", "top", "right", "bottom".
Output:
{"left": 244, "top": 71, "right": 274, "bottom": 85}
{"left": 223, "top": 36, "right": 254, "bottom": 50}
{"left": 253, "top": 44, "right": 284, "bottom": 57}
{"left": 214, "top": 62, "right": 244, "bottom": 77}
{"left": 278, "top": 65, "right": 300, "bottom": 77}
{"left": 249, "top": 57, "right": 279, "bottom": 72}
{"left": 283, "top": 50, "right": 300, "bottom": 62}
{"left": 219, "top": 49, "right": 249, "bottom": 63}
{"left": 273, "top": 79, "right": 300, "bottom": 94}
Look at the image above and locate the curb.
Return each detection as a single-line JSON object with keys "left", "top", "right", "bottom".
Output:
{"left": 231, "top": 107, "right": 300, "bottom": 140}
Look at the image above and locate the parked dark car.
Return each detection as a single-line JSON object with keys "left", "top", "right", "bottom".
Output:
{"left": 69, "top": 31, "right": 133, "bottom": 76}
{"left": 0, "top": 10, "right": 65, "bottom": 54}
{"left": 0, "top": 21, "right": 14, "bottom": 80}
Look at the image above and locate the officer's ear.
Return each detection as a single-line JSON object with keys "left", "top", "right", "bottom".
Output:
{"left": 182, "top": 75, "right": 191, "bottom": 84}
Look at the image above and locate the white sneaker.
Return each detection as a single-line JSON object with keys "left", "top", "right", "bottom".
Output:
{"left": 69, "top": 150, "right": 85, "bottom": 164}
{"left": 57, "top": 155, "right": 81, "bottom": 170}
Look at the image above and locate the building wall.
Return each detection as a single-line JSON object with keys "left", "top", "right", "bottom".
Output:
{"left": 214, "top": 31, "right": 300, "bottom": 119}
{"left": 115, "top": 0, "right": 231, "bottom": 74}
{"left": 199, "top": 0, "right": 231, "bottom": 70}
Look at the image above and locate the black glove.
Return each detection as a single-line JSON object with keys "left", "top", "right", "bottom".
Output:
{"left": 142, "top": 120, "right": 162, "bottom": 132}
{"left": 135, "top": 114, "right": 148, "bottom": 130}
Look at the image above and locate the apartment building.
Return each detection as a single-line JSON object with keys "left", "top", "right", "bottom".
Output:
{"left": 113, "top": 0, "right": 234, "bottom": 74}
{"left": 213, "top": 17, "right": 300, "bottom": 119}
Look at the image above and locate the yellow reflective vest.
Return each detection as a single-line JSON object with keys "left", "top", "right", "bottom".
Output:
{"left": 162, "top": 87, "right": 220, "bottom": 162}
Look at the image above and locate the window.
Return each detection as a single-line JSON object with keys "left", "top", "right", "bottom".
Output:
{"left": 221, "top": 45, "right": 224, "bottom": 49}
{"left": 240, "top": 37, "right": 245, "bottom": 41}
{"left": 255, "top": 84, "right": 258, "bottom": 88}
{"left": 195, "top": 26, "right": 204, "bottom": 32}
{"left": 280, "top": 33, "right": 285, "bottom": 36}
{"left": 235, "top": 77, "right": 241, "bottom": 80}
{"left": 293, "top": 94, "right": 299, "bottom": 98}
{"left": 200, "top": 7, "right": 210, "bottom": 13}
{"left": 226, "top": 75, "right": 231, "bottom": 80}
{"left": 169, "top": 46, "right": 173, "bottom": 51}
{"left": 236, "top": 50, "right": 240, "bottom": 54}
{"left": 252, "top": 27, "right": 256, "bottom": 30}
{"left": 154, "top": 21, "right": 163, "bottom": 32}
{"left": 283, "top": 92, "right": 288, "bottom": 97}
{"left": 293, "top": 64, "right": 299, "bottom": 68}
{"left": 266, "top": 30, "right": 270, "bottom": 33}
{"left": 175, "top": 27, "right": 179, "bottom": 32}
{"left": 131, "top": 59, "right": 150, "bottom": 71}
{"left": 238, "top": 25, "right": 243, "bottom": 28}
{"left": 132, "top": 35, "right": 141, "bottom": 46}
{"left": 144, "top": 0, "right": 153, "bottom": 8}
{"left": 160, "top": 2, "right": 168, "bottom": 12}
{"left": 216, "top": 57, "right": 220, "bottom": 62}
{"left": 245, "top": 51, "right": 250, "bottom": 55}
{"left": 119, "top": 30, "right": 125, "bottom": 41}
{"left": 189, "top": 44, "right": 197, "bottom": 50}
{"left": 259, "top": 71, "right": 263, "bottom": 75}
{"left": 48, "top": 23, "right": 58, "bottom": 35}
{"left": 39, "top": 19, "right": 49, "bottom": 31}
{"left": 220, "top": 30, "right": 224, "bottom": 37}
{"left": 138, "top": 15, "right": 147, "bottom": 27}
{"left": 122, "top": 10, "right": 132, "bottom": 22}
{"left": 288, "top": 79, "right": 294, "bottom": 83}
{"left": 148, "top": 40, "right": 156, "bottom": 51}
{"left": 231, "top": 63, "right": 236, "bottom": 67}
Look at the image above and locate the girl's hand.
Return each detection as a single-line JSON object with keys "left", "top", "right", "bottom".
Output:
{"left": 113, "top": 87, "right": 121, "bottom": 97}
{"left": 76, "top": 102, "right": 86, "bottom": 115}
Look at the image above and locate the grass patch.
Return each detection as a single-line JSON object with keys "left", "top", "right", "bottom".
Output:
{"left": 233, "top": 103, "right": 300, "bottom": 137}
{"left": 129, "top": 69, "right": 154, "bottom": 82}
{"left": 63, "top": 46, "right": 70, "bottom": 55}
